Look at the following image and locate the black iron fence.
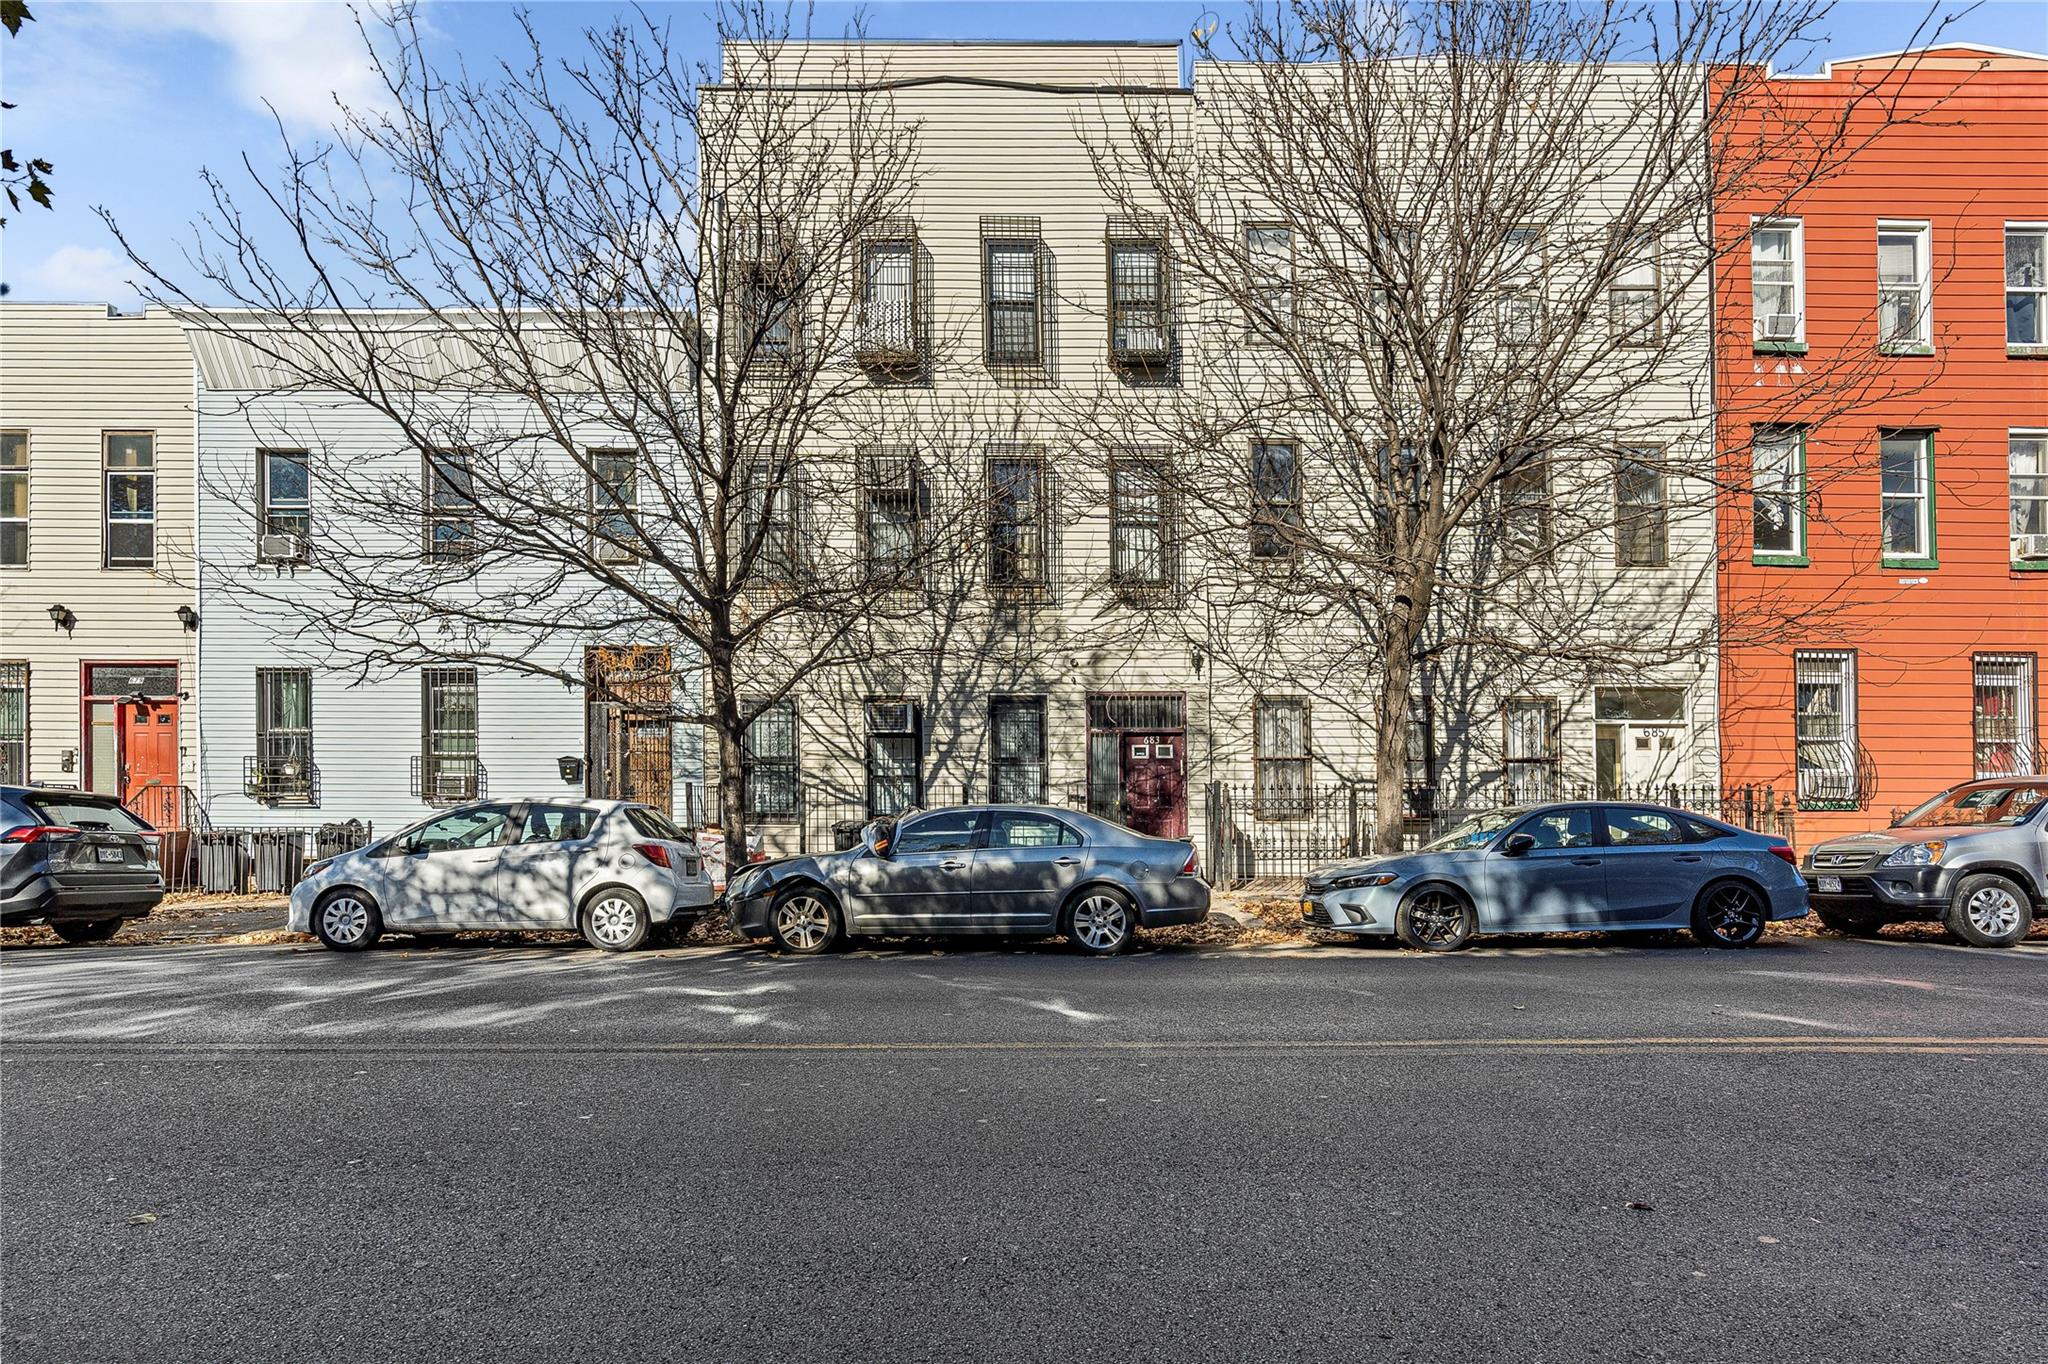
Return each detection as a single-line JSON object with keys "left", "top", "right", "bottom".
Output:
{"left": 166, "top": 822, "right": 376, "bottom": 894}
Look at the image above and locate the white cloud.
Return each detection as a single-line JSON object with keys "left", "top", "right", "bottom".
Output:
{"left": 20, "top": 245, "right": 140, "bottom": 305}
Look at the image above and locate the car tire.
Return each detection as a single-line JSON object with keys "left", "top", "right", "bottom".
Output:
{"left": 1065, "top": 887, "right": 1135, "bottom": 956}
{"left": 1394, "top": 885, "right": 1474, "bottom": 952}
{"left": 1943, "top": 873, "right": 2033, "bottom": 949}
{"left": 1691, "top": 880, "right": 1768, "bottom": 948}
{"left": 50, "top": 917, "right": 124, "bottom": 944}
{"left": 312, "top": 889, "right": 383, "bottom": 953}
{"left": 1814, "top": 907, "right": 1883, "bottom": 937}
{"left": 580, "top": 887, "right": 651, "bottom": 952}
{"left": 767, "top": 885, "right": 842, "bottom": 955}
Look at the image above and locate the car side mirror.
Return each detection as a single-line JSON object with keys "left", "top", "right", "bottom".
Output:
{"left": 1501, "top": 833, "right": 1536, "bottom": 857}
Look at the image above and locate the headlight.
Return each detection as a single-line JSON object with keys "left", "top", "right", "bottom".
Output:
{"left": 1879, "top": 841, "right": 1946, "bottom": 867}
{"left": 1331, "top": 872, "right": 1397, "bottom": 889}
{"left": 302, "top": 857, "right": 333, "bottom": 879}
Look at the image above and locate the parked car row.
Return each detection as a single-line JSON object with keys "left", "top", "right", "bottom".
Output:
{"left": 7, "top": 779, "right": 2042, "bottom": 954}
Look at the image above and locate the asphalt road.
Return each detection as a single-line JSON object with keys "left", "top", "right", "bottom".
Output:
{"left": 4, "top": 934, "right": 2045, "bottom": 1363}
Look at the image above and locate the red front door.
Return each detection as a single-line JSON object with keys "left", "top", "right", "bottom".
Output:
{"left": 121, "top": 700, "right": 181, "bottom": 827}
{"left": 1121, "top": 732, "right": 1187, "bottom": 838}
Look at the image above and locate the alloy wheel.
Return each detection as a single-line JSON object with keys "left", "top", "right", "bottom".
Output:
{"left": 774, "top": 896, "right": 833, "bottom": 952}
{"left": 1406, "top": 890, "right": 1467, "bottom": 947}
{"left": 1070, "top": 895, "right": 1130, "bottom": 952}
{"left": 588, "top": 895, "right": 642, "bottom": 947}
{"left": 1966, "top": 885, "right": 2023, "bottom": 938}
{"left": 320, "top": 896, "right": 372, "bottom": 946}
{"left": 1705, "top": 884, "right": 1765, "bottom": 944}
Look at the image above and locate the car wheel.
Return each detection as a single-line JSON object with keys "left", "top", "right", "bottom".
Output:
{"left": 313, "top": 889, "right": 383, "bottom": 953}
{"left": 1394, "top": 886, "right": 1474, "bottom": 952}
{"left": 1944, "top": 874, "right": 2033, "bottom": 948}
{"left": 1066, "top": 888, "right": 1135, "bottom": 956}
{"left": 580, "top": 887, "right": 650, "bottom": 952}
{"left": 50, "top": 917, "right": 124, "bottom": 944}
{"left": 1814, "top": 907, "right": 1883, "bottom": 938}
{"left": 768, "top": 886, "right": 841, "bottom": 955}
{"left": 1692, "top": 880, "right": 1767, "bottom": 948}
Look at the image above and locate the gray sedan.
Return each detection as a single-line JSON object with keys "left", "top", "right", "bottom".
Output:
{"left": 1302, "top": 802, "right": 1809, "bottom": 951}
{"left": 726, "top": 805, "right": 1210, "bottom": 954}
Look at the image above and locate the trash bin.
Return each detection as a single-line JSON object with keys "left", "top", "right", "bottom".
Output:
{"left": 199, "top": 832, "right": 250, "bottom": 894}
{"left": 253, "top": 831, "right": 307, "bottom": 892}
{"left": 831, "top": 819, "right": 866, "bottom": 851}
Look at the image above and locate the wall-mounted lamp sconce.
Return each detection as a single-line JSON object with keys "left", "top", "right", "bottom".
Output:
{"left": 1190, "top": 646, "right": 1205, "bottom": 678}
{"left": 176, "top": 605, "right": 199, "bottom": 631}
{"left": 46, "top": 604, "right": 76, "bottom": 634}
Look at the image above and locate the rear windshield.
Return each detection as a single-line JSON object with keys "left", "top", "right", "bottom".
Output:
{"left": 21, "top": 794, "right": 153, "bottom": 833}
{"left": 625, "top": 806, "right": 691, "bottom": 841}
{"left": 1896, "top": 783, "right": 2048, "bottom": 829}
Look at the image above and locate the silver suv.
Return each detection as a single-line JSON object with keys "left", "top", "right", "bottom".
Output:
{"left": 1804, "top": 779, "right": 2047, "bottom": 948}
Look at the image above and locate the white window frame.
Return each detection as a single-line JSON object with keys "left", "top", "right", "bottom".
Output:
{"left": 1245, "top": 223, "right": 1294, "bottom": 333}
{"left": 0, "top": 430, "right": 25, "bottom": 569}
{"left": 1751, "top": 426, "right": 1806, "bottom": 564}
{"left": 1750, "top": 217, "right": 1804, "bottom": 345}
{"left": 1794, "top": 650, "right": 1859, "bottom": 808}
{"left": 2012, "top": 429, "right": 2048, "bottom": 564}
{"left": 1879, "top": 429, "right": 1935, "bottom": 565}
{"left": 1498, "top": 226, "right": 1545, "bottom": 345}
{"left": 2008, "top": 223, "right": 2048, "bottom": 350}
{"left": 103, "top": 431, "right": 156, "bottom": 569}
{"left": 1972, "top": 654, "right": 2038, "bottom": 778}
{"left": 1876, "top": 220, "right": 1932, "bottom": 353}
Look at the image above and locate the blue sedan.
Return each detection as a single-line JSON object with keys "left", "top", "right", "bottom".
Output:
{"left": 1301, "top": 803, "right": 1809, "bottom": 951}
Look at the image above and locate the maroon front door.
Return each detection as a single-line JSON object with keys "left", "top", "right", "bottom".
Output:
{"left": 1121, "top": 732, "right": 1186, "bottom": 837}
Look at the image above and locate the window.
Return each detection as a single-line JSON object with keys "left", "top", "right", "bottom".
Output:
{"left": 1876, "top": 222, "right": 1931, "bottom": 352}
{"left": 259, "top": 449, "right": 310, "bottom": 559}
{"left": 1246, "top": 224, "right": 1293, "bottom": 331}
{"left": 1499, "top": 451, "right": 1550, "bottom": 557}
{"left": 988, "top": 451, "right": 1047, "bottom": 590}
{"left": 1609, "top": 230, "right": 1659, "bottom": 344}
{"left": 1602, "top": 807, "right": 1685, "bottom": 847}
{"left": 2013, "top": 431, "right": 2048, "bottom": 563}
{"left": 1752, "top": 427, "right": 1806, "bottom": 563}
{"left": 740, "top": 460, "right": 799, "bottom": 581}
{"left": 1, "top": 431, "right": 25, "bottom": 567}
{"left": 858, "top": 237, "right": 916, "bottom": 358}
{"left": 1250, "top": 441, "right": 1301, "bottom": 560}
{"left": 1795, "top": 650, "right": 1859, "bottom": 807}
{"left": 0, "top": 661, "right": 24, "bottom": 783}
{"left": 1498, "top": 226, "right": 1544, "bottom": 345}
{"left": 1751, "top": 219, "right": 1804, "bottom": 344}
{"left": 420, "top": 666, "right": 480, "bottom": 804}
{"left": 425, "top": 448, "right": 478, "bottom": 558}
{"left": 864, "top": 698, "right": 921, "bottom": 819}
{"left": 989, "top": 697, "right": 1047, "bottom": 804}
{"left": 590, "top": 450, "right": 638, "bottom": 564}
{"left": 1502, "top": 698, "right": 1558, "bottom": 805}
{"left": 1108, "top": 237, "right": 1169, "bottom": 360}
{"left": 517, "top": 803, "right": 598, "bottom": 843}
{"left": 739, "top": 262, "right": 795, "bottom": 362}
{"left": 104, "top": 432, "right": 155, "bottom": 568}
{"left": 988, "top": 812, "right": 1081, "bottom": 849}
{"left": 1614, "top": 450, "right": 1667, "bottom": 567}
{"left": 2010, "top": 225, "right": 2047, "bottom": 348}
{"left": 1973, "top": 655, "right": 2038, "bottom": 777}
{"left": 404, "top": 804, "right": 514, "bottom": 854}
{"left": 984, "top": 234, "right": 1042, "bottom": 366}
{"left": 861, "top": 449, "right": 922, "bottom": 583}
{"left": 1513, "top": 808, "right": 1593, "bottom": 850}
{"left": 1879, "top": 430, "right": 1935, "bottom": 564}
{"left": 254, "top": 668, "right": 314, "bottom": 804}
{"left": 1254, "top": 697, "right": 1311, "bottom": 817}
{"left": 741, "top": 697, "right": 798, "bottom": 821}
{"left": 1110, "top": 455, "right": 1170, "bottom": 590}
{"left": 893, "top": 809, "right": 980, "bottom": 856}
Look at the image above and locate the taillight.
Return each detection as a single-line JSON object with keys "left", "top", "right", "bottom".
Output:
{"left": 1180, "top": 845, "right": 1200, "bottom": 877}
{"left": 3, "top": 825, "right": 78, "bottom": 844}
{"left": 634, "top": 842, "right": 673, "bottom": 869}
{"left": 1768, "top": 844, "right": 1798, "bottom": 865}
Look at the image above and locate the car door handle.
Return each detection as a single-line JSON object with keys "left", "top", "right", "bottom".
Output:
{"left": 1673, "top": 855, "right": 1703, "bottom": 863}
{"left": 1053, "top": 856, "right": 1078, "bottom": 867}
{"left": 1571, "top": 857, "right": 1603, "bottom": 866}
{"left": 940, "top": 860, "right": 966, "bottom": 872}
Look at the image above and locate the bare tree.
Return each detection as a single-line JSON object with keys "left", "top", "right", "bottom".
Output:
{"left": 1068, "top": 0, "right": 1958, "bottom": 849}
{"left": 106, "top": 2, "right": 977, "bottom": 861}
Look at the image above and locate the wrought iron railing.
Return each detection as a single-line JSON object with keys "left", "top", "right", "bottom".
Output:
{"left": 409, "top": 754, "right": 486, "bottom": 806}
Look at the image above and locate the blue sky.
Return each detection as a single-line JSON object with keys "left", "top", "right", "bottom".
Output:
{"left": 3, "top": 0, "right": 2044, "bottom": 307}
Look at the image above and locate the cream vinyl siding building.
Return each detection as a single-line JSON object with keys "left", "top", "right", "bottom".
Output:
{"left": 0, "top": 304, "right": 199, "bottom": 826}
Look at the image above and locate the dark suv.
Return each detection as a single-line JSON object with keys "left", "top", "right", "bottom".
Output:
{"left": 1804, "top": 778, "right": 2047, "bottom": 948}
{"left": 0, "top": 786, "right": 166, "bottom": 943}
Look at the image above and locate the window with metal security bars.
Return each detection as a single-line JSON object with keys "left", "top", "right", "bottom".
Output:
{"left": 1107, "top": 230, "right": 1170, "bottom": 363}
{"left": 1, "top": 432, "right": 27, "bottom": 567}
{"left": 590, "top": 450, "right": 638, "bottom": 564}
{"left": 861, "top": 448, "right": 922, "bottom": 584}
{"left": 1086, "top": 692, "right": 1184, "bottom": 822}
{"left": 1752, "top": 427, "right": 1806, "bottom": 563}
{"left": 990, "top": 697, "right": 1047, "bottom": 804}
{"left": 742, "top": 697, "right": 798, "bottom": 821}
{"left": 419, "top": 667, "right": 480, "bottom": 805}
{"left": 1498, "top": 451, "right": 1550, "bottom": 557}
{"left": 1110, "top": 455, "right": 1170, "bottom": 592}
{"left": 988, "top": 450, "right": 1047, "bottom": 592}
{"left": 2011, "top": 431, "right": 2048, "bottom": 563}
{"left": 425, "top": 449, "right": 478, "bottom": 559}
{"left": 251, "top": 668, "right": 315, "bottom": 804}
{"left": 1614, "top": 451, "right": 1667, "bottom": 567}
{"left": 982, "top": 219, "right": 1044, "bottom": 367}
{"left": 2010, "top": 226, "right": 2047, "bottom": 348}
{"left": 1503, "top": 698, "right": 1559, "bottom": 805}
{"left": 0, "top": 661, "right": 25, "bottom": 783}
{"left": 865, "top": 698, "right": 921, "bottom": 818}
{"left": 1876, "top": 222, "right": 1931, "bottom": 352}
{"left": 1250, "top": 441, "right": 1301, "bottom": 560}
{"left": 1254, "top": 697, "right": 1311, "bottom": 818}
{"left": 740, "top": 460, "right": 799, "bottom": 582}
{"left": 740, "top": 263, "right": 796, "bottom": 362}
{"left": 858, "top": 238, "right": 918, "bottom": 363}
{"left": 1973, "top": 655, "right": 2038, "bottom": 777}
{"left": 1879, "top": 430, "right": 1935, "bottom": 564}
{"left": 104, "top": 432, "right": 155, "bottom": 568}
{"left": 1795, "top": 651, "right": 1859, "bottom": 808}
{"left": 1751, "top": 220, "right": 1803, "bottom": 344}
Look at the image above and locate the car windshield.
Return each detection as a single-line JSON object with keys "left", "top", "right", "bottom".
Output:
{"left": 1421, "top": 809, "right": 1520, "bottom": 851}
{"left": 1895, "top": 783, "right": 2048, "bottom": 829}
{"left": 20, "top": 794, "right": 153, "bottom": 833}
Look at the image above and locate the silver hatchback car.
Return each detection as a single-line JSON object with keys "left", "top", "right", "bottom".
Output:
{"left": 290, "top": 798, "right": 713, "bottom": 952}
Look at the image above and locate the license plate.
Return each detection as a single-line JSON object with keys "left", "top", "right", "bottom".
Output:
{"left": 95, "top": 846, "right": 126, "bottom": 864}
{"left": 1816, "top": 875, "right": 1841, "bottom": 894}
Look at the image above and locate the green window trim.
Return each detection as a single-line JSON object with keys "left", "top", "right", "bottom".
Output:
{"left": 1878, "top": 428, "right": 1938, "bottom": 570}
{"left": 1751, "top": 426, "right": 1809, "bottom": 567}
{"left": 1752, "top": 340, "right": 1809, "bottom": 357}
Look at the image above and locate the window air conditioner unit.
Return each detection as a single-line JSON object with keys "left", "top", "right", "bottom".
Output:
{"left": 259, "top": 533, "right": 308, "bottom": 563}
{"left": 1759, "top": 314, "right": 1800, "bottom": 341}
{"left": 2014, "top": 534, "right": 2048, "bottom": 562}
{"left": 434, "top": 768, "right": 475, "bottom": 802}
{"left": 865, "top": 701, "right": 915, "bottom": 733}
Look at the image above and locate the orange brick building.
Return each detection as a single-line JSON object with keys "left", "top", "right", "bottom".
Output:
{"left": 1716, "top": 45, "right": 2048, "bottom": 844}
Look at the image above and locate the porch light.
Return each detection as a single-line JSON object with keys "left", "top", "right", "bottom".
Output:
{"left": 46, "top": 604, "right": 76, "bottom": 633}
{"left": 176, "top": 605, "right": 199, "bottom": 630}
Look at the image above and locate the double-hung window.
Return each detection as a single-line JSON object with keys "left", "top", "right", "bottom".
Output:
{"left": 419, "top": 666, "right": 480, "bottom": 804}
{"left": 2005, "top": 225, "right": 2046, "bottom": 349}
{"left": 859, "top": 237, "right": 916, "bottom": 358}
{"left": 1108, "top": 236, "right": 1169, "bottom": 361}
{"left": 1254, "top": 697, "right": 1311, "bottom": 818}
{"left": 1499, "top": 451, "right": 1551, "bottom": 557}
{"left": 983, "top": 234, "right": 1042, "bottom": 366}
{"left": 1250, "top": 441, "right": 1301, "bottom": 561}
{"left": 989, "top": 697, "right": 1047, "bottom": 804}
{"left": 1795, "top": 650, "right": 1859, "bottom": 807}
{"left": 1615, "top": 450, "right": 1667, "bottom": 568}
{"left": 254, "top": 668, "right": 315, "bottom": 804}
{"left": 0, "top": 431, "right": 25, "bottom": 567}
{"left": 1973, "top": 654, "right": 2038, "bottom": 777}
{"left": 1876, "top": 222, "right": 1931, "bottom": 352}
{"left": 1246, "top": 224, "right": 1293, "bottom": 332}
{"left": 425, "top": 448, "right": 478, "bottom": 558}
{"left": 1503, "top": 698, "right": 1559, "bottom": 805}
{"left": 259, "top": 449, "right": 310, "bottom": 561}
{"left": 1751, "top": 219, "right": 1804, "bottom": 346}
{"left": 987, "top": 451, "right": 1047, "bottom": 591}
{"left": 741, "top": 697, "right": 799, "bottom": 821}
{"left": 1498, "top": 226, "right": 1544, "bottom": 345}
{"left": 1609, "top": 229, "right": 1659, "bottom": 344}
{"left": 1879, "top": 430, "right": 1936, "bottom": 565}
{"left": 104, "top": 433, "right": 155, "bottom": 568}
{"left": 740, "top": 263, "right": 795, "bottom": 363}
{"left": 739, "top": 460, "right": 799, "bottom": 581}
{"left": 1110, "top": 455, "right": 1170, "bottom": 591}
{"left": 864, "top": 698, "right": 921, "bottom": 818}
{"left": 590, "top": 450, "right": 638, "bottom": 564}
{"left": 2013, "top": 430, "right": 2048, "bottom": 564}
{"left": 861, "top": 449, "right": 921, "bottom": 583}
{"left": 1751, "top": 427, "right": 1806, "bottom": 564}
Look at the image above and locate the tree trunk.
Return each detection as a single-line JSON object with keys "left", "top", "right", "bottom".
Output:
{"left": 1373, "top": 575, "right": 1435, "bottom": 855}
{"left": 707, "top": 643, "right": 750, "bottom": 882}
